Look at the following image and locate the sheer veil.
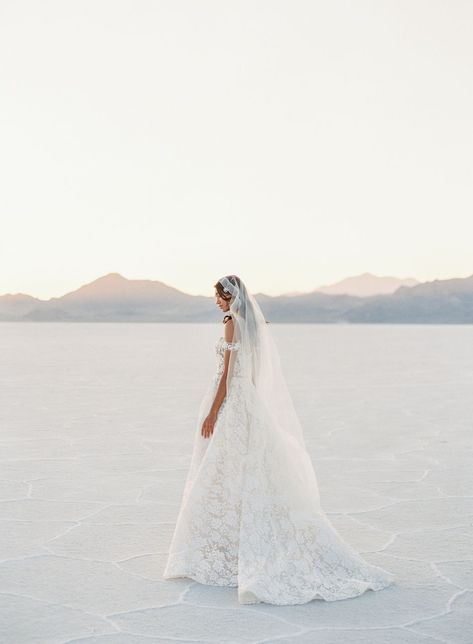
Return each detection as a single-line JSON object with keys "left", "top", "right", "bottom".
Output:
{"left": 217, "top": 275, "right": 323, "bottom": 517}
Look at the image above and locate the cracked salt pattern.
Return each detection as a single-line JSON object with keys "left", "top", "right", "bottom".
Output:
{"left": 1, "top": 322, "right": 472, "bottom": 643}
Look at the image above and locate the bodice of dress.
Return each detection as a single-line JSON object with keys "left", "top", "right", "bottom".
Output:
{"left": 214, "top": 336, "right": 242, "bottom": 379}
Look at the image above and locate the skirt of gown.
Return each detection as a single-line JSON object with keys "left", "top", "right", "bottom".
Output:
{"left": 162, "top": 338, "right": 395, "bottom": 605}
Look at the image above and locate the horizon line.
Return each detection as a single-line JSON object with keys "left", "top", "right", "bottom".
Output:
{"left": 2, "top": 270, "right": 473, "bottom": 302}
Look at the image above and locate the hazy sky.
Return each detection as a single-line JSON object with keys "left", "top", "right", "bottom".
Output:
{"left": 1, "top": 0, "right": 472, "bottom": 299}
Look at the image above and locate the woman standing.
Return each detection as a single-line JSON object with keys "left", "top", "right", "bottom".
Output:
{"left": 163, "top": 274, "right": 394, "bottom": 605}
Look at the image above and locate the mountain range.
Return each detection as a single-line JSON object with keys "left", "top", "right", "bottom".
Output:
{"left": 1, "top": 272, "right": 473, "bottom": 323}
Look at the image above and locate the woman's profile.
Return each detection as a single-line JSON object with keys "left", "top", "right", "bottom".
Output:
{"left": 162, "top": 274, "right": 395, "bottom": 605}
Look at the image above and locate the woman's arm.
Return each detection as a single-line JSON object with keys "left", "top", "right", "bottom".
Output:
{"left": 201, "top": 318, "right": 235, "bottom": 438}
{"left": 209, "top": 318, "right": 234, "bottom": 416}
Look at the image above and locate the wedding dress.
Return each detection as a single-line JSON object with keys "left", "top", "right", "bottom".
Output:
{"left": 162, "top": 275, "right": 395, "bottom": 605}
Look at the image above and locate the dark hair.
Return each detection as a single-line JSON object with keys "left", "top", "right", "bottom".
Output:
{"left": 213, "top": 275, "right": 241, "bottom": 301}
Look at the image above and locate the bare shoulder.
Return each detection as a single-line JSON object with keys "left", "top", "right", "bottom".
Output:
{"left": 223, "top": 315, "right": 234, "bottom": 343}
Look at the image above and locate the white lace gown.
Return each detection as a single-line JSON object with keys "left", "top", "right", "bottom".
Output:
{"left": 162, "top": 335, "right": 395, "bottom": 605}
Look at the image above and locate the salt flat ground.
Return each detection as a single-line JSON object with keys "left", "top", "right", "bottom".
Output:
{"left": 1, "top": 322, "right": 472, "bottom": 644}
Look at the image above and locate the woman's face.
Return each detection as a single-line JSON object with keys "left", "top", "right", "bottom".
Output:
{"left": 215, "top": 289, "right": 231, "bottom": 312}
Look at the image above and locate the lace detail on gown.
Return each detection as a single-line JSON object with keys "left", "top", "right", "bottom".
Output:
{"left": 220, "top": 339, "right": 241, "bottom": 351}
{"left": 162, "top": 334, "right": 395, "bottom": 605}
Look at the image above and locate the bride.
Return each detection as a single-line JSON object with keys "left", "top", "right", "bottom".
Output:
{"left": 162, "top": 274, "right": 395, "bottom": 605}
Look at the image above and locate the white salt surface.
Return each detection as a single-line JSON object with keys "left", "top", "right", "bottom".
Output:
{"left": 1, "top": 322, "right": 472, "bottom": 643}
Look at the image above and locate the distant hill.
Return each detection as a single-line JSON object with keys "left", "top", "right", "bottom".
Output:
{"left": 0, "top": 273, "right": 211, "bottom": 322}
{"left": 315, "top": 272, "right": 419, "bottom": 296}
{"left": 0, "top": 293, "right": 40, "bottom": 320}
{"left": 1, "top": 272, "right": 473, "bottom": 323}
{"left": 344, "top": 275, "right": 473, "bottom": 323}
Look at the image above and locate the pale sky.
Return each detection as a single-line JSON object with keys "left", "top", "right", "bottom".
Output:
{"left": 1, "top": 0, "right": 472, "bottom": 299}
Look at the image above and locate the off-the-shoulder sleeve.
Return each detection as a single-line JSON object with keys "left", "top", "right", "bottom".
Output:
{"left": 222, "top": 340, "right": 241, "bottom": 351}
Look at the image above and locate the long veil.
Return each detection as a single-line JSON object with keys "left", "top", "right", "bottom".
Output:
{"left": 218, "top": 275, "right": 323, "bottom": 520}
